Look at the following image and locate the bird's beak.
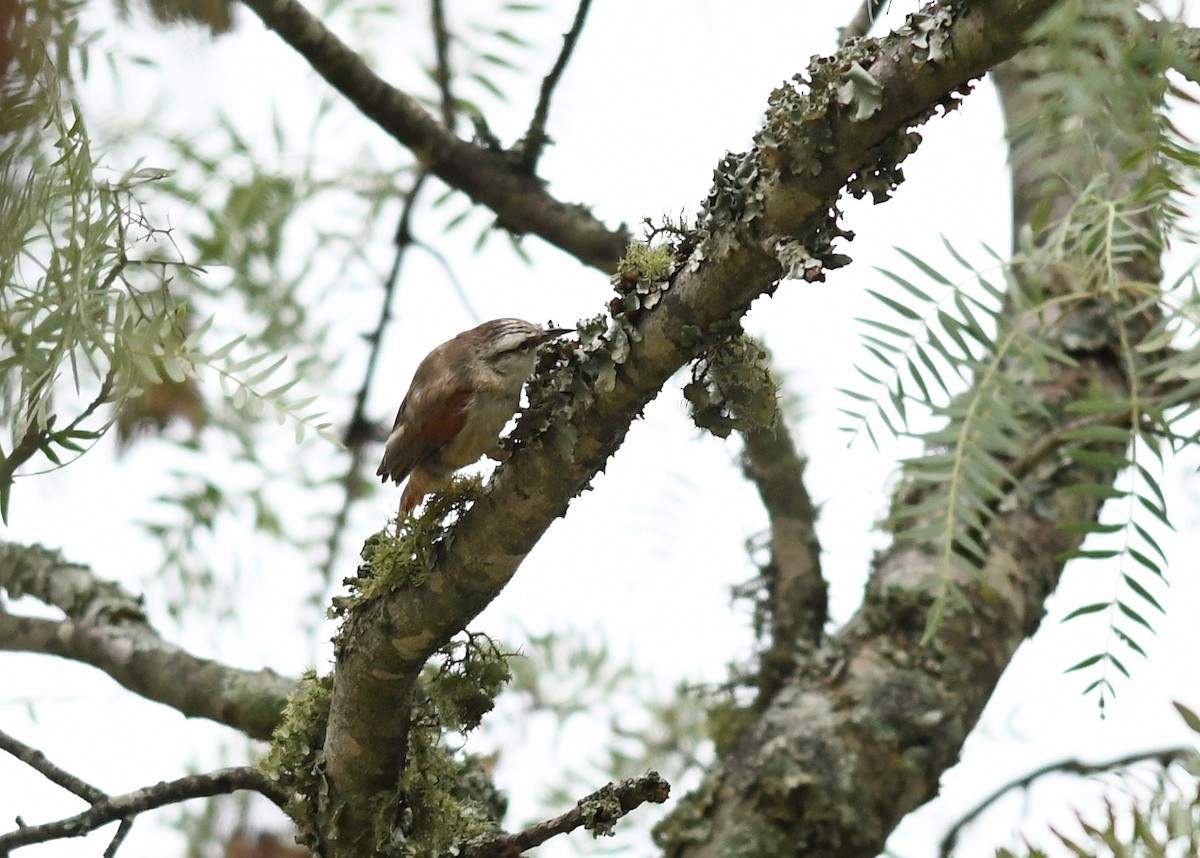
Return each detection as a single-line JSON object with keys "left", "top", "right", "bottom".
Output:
{"left": 541, "top": 327, "right": 573, "bottom": 341}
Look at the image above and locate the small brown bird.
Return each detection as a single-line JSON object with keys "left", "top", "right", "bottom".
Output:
{"left": 377, "top": 318, "right": 571, "bottom": 513}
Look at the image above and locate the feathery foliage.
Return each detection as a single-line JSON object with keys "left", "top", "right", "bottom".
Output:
{"left": 841, "top": 0, "right": 1200, "bottom": 705}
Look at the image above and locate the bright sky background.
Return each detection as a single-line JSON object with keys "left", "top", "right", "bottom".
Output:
{"left": 3, "top": 1, "right": 1200, "bottom": 857}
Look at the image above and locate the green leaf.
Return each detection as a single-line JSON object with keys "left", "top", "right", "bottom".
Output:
{"left": 1173, "top": 701, "right": 1200, "bottom": 734}
{"left": 875, "top": 266, "right": 935, "bottom": 303}
{"left": 867, "top": 288, "right": 922, "bottom": 321}
{"left": 1065, "top": 654, "right": 1103, "bottom": 674}
{"left": 1062, "top": 602, "right": 1109, "bottom": 621}
{"left": 1116, "top": 600, "right": 1154, "bottom": 632}
{"left": 895, "top": 246, "right": 953, "bottom": 286}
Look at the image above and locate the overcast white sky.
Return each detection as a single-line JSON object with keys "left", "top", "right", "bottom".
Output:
{"left": 3, "top": 1, "right": 1200, "bottom": 856}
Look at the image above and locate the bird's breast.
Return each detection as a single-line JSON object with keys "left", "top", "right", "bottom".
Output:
{"left": 439, "top": 385, "right": 522, "bottom": 468}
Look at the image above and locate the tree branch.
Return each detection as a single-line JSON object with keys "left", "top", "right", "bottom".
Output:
{"left": 654, "top": 7, "right": 1172, "bottom": 856}
{"left": 0, "top": 541, "right": 295, "bottom": 741}
{"left": 429, "top": 0, "right": 455, "bottom": 129}
{"left": 0, "top": 729, "right": 106, "bottom": 805}
{"left": 319, "top": 1, "right": 1065, "bottom": 851}
{"left": 323, "top": 170, "right": 432, "bottom": 585}
{"left": 739, "top": 408, "right": 825, "bottom": 686}
{"left": 938, "top": 747, "right": 1199, "bottom": 857}
{"left": 323, "top": 3, "right": 467, "bottom": 583}
{"left": 463, "top": 771, "right": 670, "bottom": 857}
{"left": 0, "top": 734, "right": 286, "bottom": 855}
{"left": 234, "top": 0, "right": 629, "bottom": 270}
{"left": 519, "top": 0, "right": 592, "bottom": 170}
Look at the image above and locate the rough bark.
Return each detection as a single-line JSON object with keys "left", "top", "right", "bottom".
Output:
{"left": 316, "top": 1, "right": 1065, "bottom": 853}
{"left": 0, "top": 541, "right": 294, "bottom": 741}
{"left": 656, "top": 11, "right": 1170, "bottom": 858}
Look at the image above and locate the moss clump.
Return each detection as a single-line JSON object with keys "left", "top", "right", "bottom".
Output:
{"left": 373, "top": 632, "right": 513, "bottom": 856}
{"left": 613, "top": 241, "right": 674, "bottom": 288}
{"left": 331, "top": 476, "right": 484, "bottom": 619}
{"left": 258, "top": 670, "right": 336, "bottom": 851}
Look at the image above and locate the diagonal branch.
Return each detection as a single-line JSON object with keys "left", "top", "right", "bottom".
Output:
{"left": 234, "top": 0, "right": 629, "bottom": 271}
{"left": 0, "top": 541, "right": 295, "bottom": 741}
{"left": 319, "top": 1, "right": 1065, "bottom": 852}
{"left": 323, "top": 4, "right": 465, "bottom": 582}
{"left": 0, "top": 729, "right": 106, "bottom": 805}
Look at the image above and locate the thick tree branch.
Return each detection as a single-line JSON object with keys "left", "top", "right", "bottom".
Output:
{"left": 0, "top": 542, "right": 295, "bottom": 741}
{"left": 234, "top": 0, "right": 629, "bottom": 271}
{"left": 319, "top": 1, "right": 1064, "bottom": 852}
{"left": 463, "top": 771, "right": 670, "bottom": 858}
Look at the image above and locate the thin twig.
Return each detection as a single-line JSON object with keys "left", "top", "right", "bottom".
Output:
{"left": 431, "top": 0, "right": 455, "bottom": 128}
{"left": 0, "top": 729, "right": 106, "bottom": 804}
{"left": 320, "top": 171, "right": 430, "bottom": 585}
{"left": 321, "top": 0, "right": 467, "bottom": 581}
{"left": 938, "top": 747, "right": 1196, "bottom": 857}
{"left": 0, "top": 766, "right": 287, "bottom": 852}
{"left": 103, "top": 817, "right": 134, "bottom": 858}
{"left": 463, "top": 771, "right": 670, "bottom": 857}
{"left": 840, "top": 0, "right": 889, "bottom": 44}
{"left": 520, "top": 0, "right": 592, "bottom": 170}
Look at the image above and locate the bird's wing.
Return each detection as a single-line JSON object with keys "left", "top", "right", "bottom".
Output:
{"left": 376, "top": 387, "right": 472, "bottom": 483}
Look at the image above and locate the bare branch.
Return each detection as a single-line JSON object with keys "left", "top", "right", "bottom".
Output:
{"left": 0, "top": 762, "right": 286, "bottom": 853}
{"left": 739, "top": 408, "right": 825, "bottom": 685}
{"left": 103, "top": 818, "right": 134, "bottom": 858}
{"left": 322, "top": 0, "right": 470, "bottom": 582}
{"left": 430, "top": 0, "right": 455, "bottom": 129}
{"left": 939, "top": 748, "right": 1199, "bottom": 857}
{"left": 519, "top": 0, "right": 592, "bottom": 170}
{"left": 463, "top": 771, "right": 670, "bottom": 857}
{"left": 0, "top": 729, "right": 106, "bottom": 804}
{"left": 235, "top": 0, "right": 629, "bottom": 270}
{"left": 0, "top": 541, "right": 295, "bottom": 740}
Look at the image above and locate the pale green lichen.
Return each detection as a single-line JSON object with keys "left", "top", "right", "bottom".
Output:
{"left": 683, "top": 333, "right": 779, "bottom": 439}
{"left": 372, "top": 633, "right": 512, "bottom": 857}
{"left": 330, "top": 477, "right": 484, "bottom": 619}
{"left": 258, "top": 670, "right": 337, "bottom": 851}
{"left": 615, "top": 241, "right": 674, "bottom": 285}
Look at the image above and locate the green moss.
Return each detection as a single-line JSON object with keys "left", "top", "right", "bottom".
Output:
{"left": 331, "top": 477, "right": 484, "bottom": 619}
{"left": 652, "top": 779, "right": 716, "bottom": 855}
{"left": 372, "top": 633, "right": 513, "bottom": 856}
{"left": 258, "top": 670, "right": 336, "bottom": 851}
{"left": 615, "top": 241, "right": 674, "bottom": 285}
